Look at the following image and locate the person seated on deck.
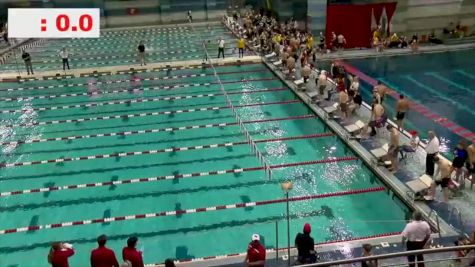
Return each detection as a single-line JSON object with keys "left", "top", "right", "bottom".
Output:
{"left": 381, "top": 124, "right": 400, "bottom": 172}
{"left": 428, "top": 31, "right": 443, "bottom": 45}
{"left": 400, "top": 130, "right": 420, "bottom": 159}
{"left": 388, "top": 32, "right": 400, "bottom": 48}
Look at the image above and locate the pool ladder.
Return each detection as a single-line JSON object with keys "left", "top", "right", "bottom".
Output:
{"left": 448, "top": 207, "right": 467, "bottom": 237}
{"left": 428, "top": 209, "right": 442, "bottom": 238}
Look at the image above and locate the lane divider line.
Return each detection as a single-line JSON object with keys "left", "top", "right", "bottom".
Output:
{"left": 0, "top": 156, "right": 358, "bottom": 197}
{"left": 0, "top": 185, "right": 380, "bottom": 234}
{"left": 0, "top": 68, "right": 266, "bottom": 93}
{"left": 0, "top": 77, "right": 276, "bottom": 102}
{"left": 1, "top": 99, "right": 300, "bottom": 128}
{"left": 1, "top": 114, "right": 316, "bottom": 146}
{"left": 0, "top": 133, "right": 334, "bottom": 168}
{"left": 338, "top": 61, "right": 475, "bottom": 143}
{"left": 0, "top": 88, "right": 287, "bottom": 114}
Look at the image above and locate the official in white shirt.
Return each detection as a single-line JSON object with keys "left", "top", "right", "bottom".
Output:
{"left": 402, "top": 211, "right": 431, "bottom": 267}
{"left": 59, "top": 48, "right": 70, "bottom": 70}
{"left": 425, "top": 131, "right": 439, "bottom": 176}
{"left": 218, "top": 37, "right": 225, "bottom": 59}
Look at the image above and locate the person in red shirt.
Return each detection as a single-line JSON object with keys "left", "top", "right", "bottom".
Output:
{"left": 244, "top": 234, "right": 266, "bottom": 267}
{"left": 91, "top": 234, "right": 119, "bottom": 267}
{"left": 48, "top": 242, "right": 75, "bottom": 267}
{"left": 122, "top": 236, "right": 144, "bottom": 267}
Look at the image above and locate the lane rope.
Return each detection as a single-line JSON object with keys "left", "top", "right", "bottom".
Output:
{"left": 0, "top": 185, "right": 382, "bottom": 234}
{"left": 1, "top": 99, "right": 300, "bottom": 128}
{"left": 0, "top": 133, "right": 334, "bottom": 168}
{"left": 0, "top": 114, "right": 316, "bottom": 146}
{"left": 0, "top": 156, "right": 358, "bottom": 197}
{"left": 0, "top": 77, "right": 276, "bottom": 102}
{"left": 0, "top": 68, "right": 264, "bottom": 93}
{"left": 0, "top": 87, "right": 287, "bottom": 114}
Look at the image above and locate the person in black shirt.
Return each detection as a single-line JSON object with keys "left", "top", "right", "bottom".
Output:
{"left": 295, "top": 223, "right": 316, "bottom": 264}
{"left": 137, "top": 41, "right": 146, "bottom": 66}
{"left": 21, "top": 50, "right": 34, "bottom": 75}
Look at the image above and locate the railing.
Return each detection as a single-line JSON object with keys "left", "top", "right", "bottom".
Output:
{"left": 300, "top": 245, "right": 475, "bottom": 267}
{"left": 428, "top": 209, "right": 442, "bottom": 238}
{"left": 448, "top": 207, "right": 467, "bottom": 237}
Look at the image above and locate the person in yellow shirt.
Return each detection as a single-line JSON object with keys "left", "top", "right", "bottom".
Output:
{"left": 306, "top": 35, "right": 314, "bottom": 50}
{"left": 237, "top": 37, "right": 245, "bottom": 58}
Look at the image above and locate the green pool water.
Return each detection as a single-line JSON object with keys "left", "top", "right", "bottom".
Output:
{"left": 1, "top": 25, "right": 239, "bottom": 72}
{"left": 0, "top": 63, "right": 411, "bottom": 266}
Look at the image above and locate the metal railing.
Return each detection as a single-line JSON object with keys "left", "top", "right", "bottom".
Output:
{"left": 299, "top": 245, "right": 475, "bottom": 267}
{"left": 428, "top": 209, "right": 442, "bottom": 238}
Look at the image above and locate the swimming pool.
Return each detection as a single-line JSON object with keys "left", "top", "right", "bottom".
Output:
{"left": 0, "top": 61, "right": 413, "bottom": 266}
{"left": 344, "top": 49, "right": 475, "bottom": 151}
{"left": 0, "top": 24, "right": 240, "bottom": 73}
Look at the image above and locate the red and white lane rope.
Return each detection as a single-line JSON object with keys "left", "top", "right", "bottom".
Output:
{"left": 0, "top": 185, "right": 383, "bottom": 235}
{"left": 0, "top": 77, "right": 275, "bottom": 102}
{"left": 0, "top": 114, "right": 316, "bottom": 146}
{"left": 1, "top": 99, "right": 300, "bottom": 128}
{"left": 0, "top": 88, "right": 287, "bottom": 114}
{"left": 2, "top": 68, "right": 265, "bottom": 93}
{"left": 0, "top": 157, "right": 358, "bottom": 197}
{"left": 146, "top": 231, "right": 401, "bottom": 266}
{"left": 0, "top": 133, "right": 334, "bottom": 168}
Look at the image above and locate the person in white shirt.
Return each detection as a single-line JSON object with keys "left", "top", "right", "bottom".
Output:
{"left": 187, "top": 11, "right": 192, "bottom": 23}
{"left": 59, "top": 48, "right": 70, "bottom": 70}
{"left": 425, "top": 131, "right": 440, "bottom": 176}
{"left": 218, "top": 37, "right": 225, "bottom": 59}
{"left": 401, "top": 211, "right": 431, "bottom": 267}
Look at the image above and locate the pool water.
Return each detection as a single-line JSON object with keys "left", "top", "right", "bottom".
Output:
{"left": 0, "top": 66, "right": 411, "bottom": 265}
{"left": 1, "top": 24, "right": 239, "bottom": 73}
{"left": 345, "top": 49, "right": 475, "bottom": 151}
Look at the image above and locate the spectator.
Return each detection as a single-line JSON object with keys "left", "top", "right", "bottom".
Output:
{"left": 361, "top": 244, "right": 377, "bottom": 267}
{"left": 122, "top": 237, "right": 144, "bottom": 267}
{"left": 218, "top": 37, "right": 225, "bottom": 59}
{"left": 22, "top": 49, "right": 34, "bottom": 75}
{"left": 244, "top": 234, "right": 266, "bottom": 267}
{"left": 467, "top": 141, "right": 475, "bottom": 183}
{"left": 48, "top": 242, "right": 75, "bottom": 267}
{"left": 336, "top": 33, "right": 346, "bottom": 50}
{"left": 237, "top": 37, "right": 245, "bottom": 58}
{"left": 401, "top": 211, "right": 431, "bottom": 267}
{"left": 388, "top": 33, "right": 400, "bottom": 48}
{"left": 91, "top": 234, "right": 119, "bottom": 267}
{"left": 452, "top": 140, "right": 468, "bottom": 183}
{"left": 164, "top": 259, "right": 176, "bottom": 267}
{"left": 295, "top": 223, "right": 316, "bottom": 264}
{"left": 425, "top": 131, "right": 440, "bottom": 176}
{"left": 137, "top": 41, "right": 145, "bottom": 66}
